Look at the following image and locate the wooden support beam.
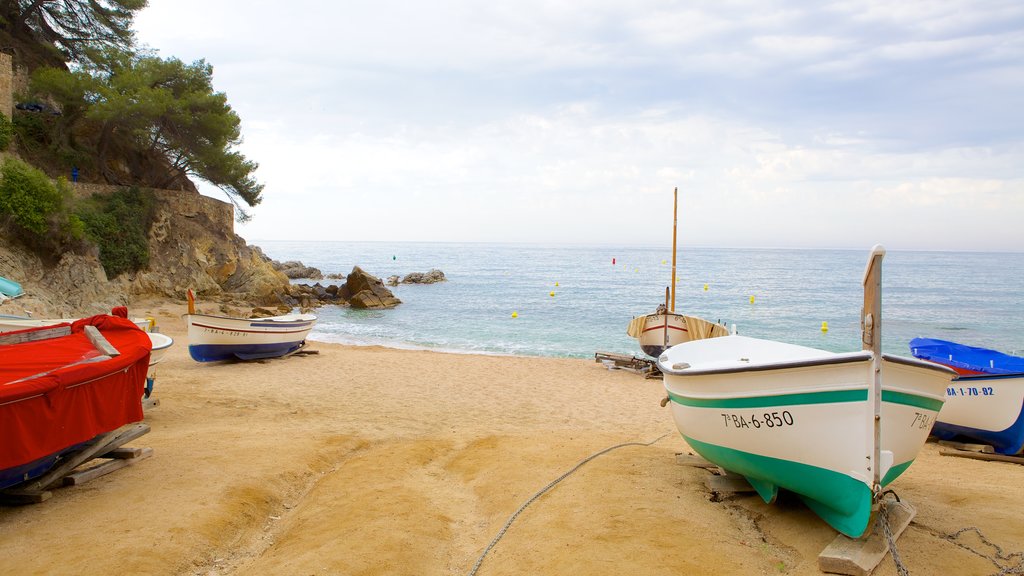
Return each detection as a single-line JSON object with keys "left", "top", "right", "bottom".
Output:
{"left": 819, "top": 501, "right": 915, "bottom": 576}
{"left": 0, "top": 488, "right": 52, "bottom": 505}
{"left": 62, "top": 447, "right": 153, "bottom": 486}
{"left": 937, "top": 440, "right": 995, "bottom": 454}
{"left": 19, "top": 423, "right": 149, "bottom": 492}
{"left": 940, "top": 448, "right": 1024, "bottom": 465}
{"left": 675, "top": 453, "right": 718, "bottom": 470}
{"left": 705, "top": 472, "right": 756, "bottom": 494}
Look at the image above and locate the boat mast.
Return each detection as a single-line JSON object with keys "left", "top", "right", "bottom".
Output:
{"left": 670, "top": 187, "right": 678, "bottom": 313}
{"left": 861, "top": 245, "right": 885, "bottom": 498}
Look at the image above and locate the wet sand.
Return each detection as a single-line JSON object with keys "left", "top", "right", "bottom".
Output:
{"left": 1, "top": 300, "right": 1022, "bottom": 575}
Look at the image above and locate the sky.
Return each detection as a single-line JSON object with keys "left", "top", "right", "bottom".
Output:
{"left": 132, "top": 1, "right": 1024, "bottom": 251}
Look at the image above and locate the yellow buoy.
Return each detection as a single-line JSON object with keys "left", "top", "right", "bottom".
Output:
{"left": 511, "top": 311, "right": 518, "bottom": 318}
{"left": 555, "top": 282, "right": 559, "bottom": 287}
{"left": 703, "top": 284, "right": 708, "bottom": 291}
{"left": 549, "top": 291, "right": 555, "bottom": 297}
{"left": 662, "top": 260, "right": 667, "bottom": 265}
{"left": 821, "top": 321, "right": 829, "bottom": 332}
{"left": 749, "top": 295, "right": 755, "bottom": 304}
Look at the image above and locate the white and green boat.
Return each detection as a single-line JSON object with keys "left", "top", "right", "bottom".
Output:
{"left": 657, "top": 246, "right": 955, "bottom": 538}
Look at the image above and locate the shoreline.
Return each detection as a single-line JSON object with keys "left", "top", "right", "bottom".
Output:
{"left": 0, "top": 299, "right": 1022, "bottom": 575}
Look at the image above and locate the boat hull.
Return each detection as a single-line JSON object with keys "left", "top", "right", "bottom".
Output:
{"left": 660, "top": 335, "right": 951, "bottom": 537}
{"left": 638, "top": 313, "right": 690, "bottom": 357}
{"left": 932, "top": 373, "right": 1024, "bottom": 455}
{"left": 184, "top": 313, "right": 316, "bottom": 362}
{"left": 910, "top": 338, "right": 1024, "bottom": 455}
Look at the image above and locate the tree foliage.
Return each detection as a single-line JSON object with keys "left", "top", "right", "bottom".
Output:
{"left": 29, "top": 49, "right": 264, "bottom": 216}
{"left": 0, "top": 0, "right": 146, "bottom": 64}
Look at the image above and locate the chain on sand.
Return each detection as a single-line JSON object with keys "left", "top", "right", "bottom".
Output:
{"left": 880, "top": 497, "right": 912, "bottom": 576}
{"left": 944, "top": 527, "right": 1024, "bottom": 576}
{"left": 465, "top": 433, "right": 670, "bottom": 576}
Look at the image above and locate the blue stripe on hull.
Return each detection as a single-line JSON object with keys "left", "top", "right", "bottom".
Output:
{"left": 188, "top": 341, "right": 306, "bottom": 362}
{"left": 932, "top": 408, "right": 1024, "bottom": 455}
{"left": 1, "top": 441, "right": 89, "bottom": 490}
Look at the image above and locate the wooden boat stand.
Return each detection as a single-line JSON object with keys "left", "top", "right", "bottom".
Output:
{"left": 594, "top": 351, "right": 660, "bottom": 378}
{"left": 677, "top": 452, "right": 916, "bottom": 575}
{"left": 939, "top": 442, "right": 1024, "bottom": 465}
{"left": 0, "top": 422, "right": 153, "bottom": 505}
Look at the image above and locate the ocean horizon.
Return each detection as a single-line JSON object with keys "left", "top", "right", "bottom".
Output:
{"left": 255, "top": 241, "right": 1024, "bottom": 360}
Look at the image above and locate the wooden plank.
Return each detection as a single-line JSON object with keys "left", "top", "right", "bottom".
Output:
{"left": 104, "top": 446, "right": 143, "bottom": 459}
{"left": 705, "top": 472, "right": 756, "bottom": 494}
{"left": 0, "top": 325, "right": 71, "bottom": 345}
{"left": 22, "top": 423, "right": 150, "bottom": 492}
{"left": 83, "top": 325, "right": 119, "bottom": 356}
{"left": 937, "top": 440, "right": 995, "bottom": 454}
{"left": 0, "top": 488, "right": 52, "bottom": 505}
{"left": 62, "top": 447, "right": 153, "bottom": 486}
{"left": 819, "top": 501, "right": 915, "bottom": 576}
{"left": 675, "top": 453, "right": 718, "bottom": 469}
{"left": 940, "top": 448, "right": 1024, "bottom": 465}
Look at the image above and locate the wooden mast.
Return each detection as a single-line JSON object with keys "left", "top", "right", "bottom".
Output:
{"left": 670, "top": 187, "right": 678, "bottom": 312}
{"left": 861, "top": 244, "right": 885, "bottom": 496}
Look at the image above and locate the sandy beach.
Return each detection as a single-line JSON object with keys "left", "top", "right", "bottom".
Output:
{"left": 1, "top": 300, "right": 1022, "bottom": 576}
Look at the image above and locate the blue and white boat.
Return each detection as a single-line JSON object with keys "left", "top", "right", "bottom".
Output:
{"left": 184, "top": 289, "right": 316, "bottom": 362}
{"left": 658, "top": 246, "right": 955, "bottom": 538}
{"left": 910, "top": 338, "right": 1024, "bottom": 455}
{"left": 183, "top": 312, "right": 316, "bottom": 362}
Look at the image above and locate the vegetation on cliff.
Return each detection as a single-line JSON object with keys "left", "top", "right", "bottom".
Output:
{"left": 1, "top": 0, "right": 263, "bottom": 220}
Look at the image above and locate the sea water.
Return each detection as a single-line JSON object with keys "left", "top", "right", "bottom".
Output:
{"left": 255, "top": 241, "right": 1024, "bottom": 359}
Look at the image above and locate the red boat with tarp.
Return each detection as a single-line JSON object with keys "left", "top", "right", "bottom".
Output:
{"left": 0, "top": 314, "right": 151, "bottom": 490}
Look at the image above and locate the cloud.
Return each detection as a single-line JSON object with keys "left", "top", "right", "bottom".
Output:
{"left": 133, "top": 0, "right": 1024, "bottom": 251}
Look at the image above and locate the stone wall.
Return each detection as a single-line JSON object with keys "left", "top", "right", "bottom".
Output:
{"left": 0, "top": 53, "right": 11, "bottom": 118}
{"left": 70, "top": 182, "right": 235, "bottom": 235}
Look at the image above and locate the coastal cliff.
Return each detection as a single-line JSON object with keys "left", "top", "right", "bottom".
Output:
{"left": 0, "top": 184, "right": 289, "bottom": 318}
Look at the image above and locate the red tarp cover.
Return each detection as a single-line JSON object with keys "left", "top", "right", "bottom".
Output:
{"left": 0, "top": 315, "right": 151, "bottom": 471}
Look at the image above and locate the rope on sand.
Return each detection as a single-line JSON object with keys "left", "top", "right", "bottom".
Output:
{"left": 466, "top": 433, "right": 671, "bottom": 576}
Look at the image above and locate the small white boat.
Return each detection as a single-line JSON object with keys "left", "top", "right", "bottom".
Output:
{"left": 628, "top": 188, "right": 728, "bottom": 357}
{"left": 631, "top": 308, "right": 729, "bottom": 357}
{"left": 657, "top": 246, "right": 955, "bottom": 538}
{"left": 183, "top": 312, "right": 316, "bottom": 362}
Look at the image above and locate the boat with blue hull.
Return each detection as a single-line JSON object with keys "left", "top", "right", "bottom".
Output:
{"left": 910, "top": 338, "right": 1024, "bottom": 455}
{"left": 184, "top": 312, "right": 316, "bottom": 361}
{"left": 658, "top": 246, "right": 955, "bottom": 538}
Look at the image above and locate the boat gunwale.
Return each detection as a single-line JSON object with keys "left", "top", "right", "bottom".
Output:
{"left": 658, "top": 350, "right": 872, "bottom": 376}
{"left": 182, "top": 312, "right": 317, "bottom": 327}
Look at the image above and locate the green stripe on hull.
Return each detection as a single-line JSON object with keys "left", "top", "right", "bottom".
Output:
{"left": 684, "top": 436, "right": 874, "bottom": 538}
{"left": 668, "top": 389, "right": 866, "bottom": 409}
{"left": 669, "top": 388, "right": 942, "bottom": 412}
{"left": 881, "top": 390, "right": 944, "bottom": 412}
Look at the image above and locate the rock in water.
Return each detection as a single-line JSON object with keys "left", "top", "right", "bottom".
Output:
{"left": 343, "top": 266, "right": 401, "bottom": 309}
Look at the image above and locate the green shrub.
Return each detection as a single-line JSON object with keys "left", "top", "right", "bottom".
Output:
{"left": 76, "top": 187, "right": 155, "bottom": 278}
{"left": 0, "top": 157, "right": 65, "bottom": 234}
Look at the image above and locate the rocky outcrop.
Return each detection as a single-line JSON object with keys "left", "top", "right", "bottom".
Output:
{"left": 0, "top": 188, "right": 292, "bottom": 318}
{"left": 400, "top": 269, "right": 446, "bottom": 285}
{"left": 278, "top": 267, "right": 401, "bottom": 310}
{"left": 274, "top": 260, "right": 323, "bottom": 280}
{"left": 341, "top": 266, "right": 402, "bottom": 309}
